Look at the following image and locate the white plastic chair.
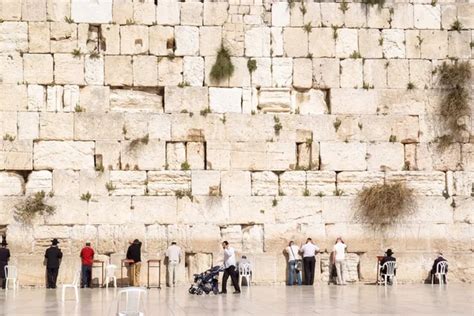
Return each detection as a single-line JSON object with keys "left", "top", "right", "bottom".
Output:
{"left": 62, "top": 270, "right": 81, "bottom": 302}
{"left": 115, "top": 288, "right": 147, "bottom": 316}
{"left": 239, "top": 263, "right": 252, "bottom": 287}
{"left": 105, "top": 264, "right": 117, "bottom": 288}
{"left": 431, "top": 261, "right": 448, "bottom": 285}
{"left": 381, "top": 261, "right": 397, "bottom": 286}
{"left": 4, "top": 265, "right": 18, "bottom": 291}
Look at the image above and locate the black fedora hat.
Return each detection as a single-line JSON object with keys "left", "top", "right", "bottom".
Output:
{"left": 51, "top": 238, "right": 60, "bottom": 245}
{"left": 0, "top": 240, "right": 7, "bottom": 246}
{"left": 386, "top": 248, "right": 394, "bottom": 256}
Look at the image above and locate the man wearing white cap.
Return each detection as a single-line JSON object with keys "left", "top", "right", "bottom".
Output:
{"left": 165, "top": 241, "right": 181, "bottom": 287}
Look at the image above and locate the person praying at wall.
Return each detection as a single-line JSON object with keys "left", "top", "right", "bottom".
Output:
{"left": 0, "top": 238, "right": 10, "bottom": 289}
{"left": 126, "top": 239, "right": 142, "bottom": 286}
{"left": 45, "top": 238, "right": 63, "bottom": 289}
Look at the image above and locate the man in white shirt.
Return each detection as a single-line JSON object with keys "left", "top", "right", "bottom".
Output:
{"left": 221, "top": 241, "right": 240, "bottom": 294}
{"left": 285, "top": 241, "right": 302, "bottom": 286}
{"left": 300, "top": 238, "right": 320, "bottom": 285}
{"left": 332, "top": 237, "right": 347, "bottom": 285}
{"left": 165, "top": 241, "right": 181, "bottom": 287}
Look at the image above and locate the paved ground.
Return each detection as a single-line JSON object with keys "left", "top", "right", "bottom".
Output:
{"left": 0, "top": 284, "right": 472, "bottom": 315}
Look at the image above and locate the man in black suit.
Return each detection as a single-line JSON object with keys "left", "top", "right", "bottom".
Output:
{"left": 0, "top": 238, "right": 10, "bottom": 289}
{"left": 380, "top": 249, "right": 396, "bottom": 285}
{"left": 45, "top": 238, "right": 63, "bottom": 289}
{"left": 431, "top": 253, "right": 448, "bottom": 283}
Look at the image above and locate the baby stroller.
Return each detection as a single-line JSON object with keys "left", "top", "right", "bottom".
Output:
{"left": 188, "top": 265, "right": 223, "bottom": 295}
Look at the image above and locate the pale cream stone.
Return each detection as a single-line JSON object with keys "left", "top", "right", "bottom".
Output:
{"left": 28, "top": 22, "right": 50, "bottom": 53}
{"left": 420, "top": 30, "right": 448, "bottom": 60}
{"left": 272, "top": 58, "right": 293, "bottom": 87}
{"left": 183, "top": 56, "right": 204, "bottom": 87}
{"left": 46, "top": 86, "right": 63, "bottom": 112}
{"left": 175, "top": 26, "right": 199, "bottom": 56}
{"left": 448, "top": 31, "right": 471, "bottom": 59}
{"left": 112, "top": 0, "right": 133, "bottom": 25}
{"left": 54, "top": 54, "right": 85, "bottom": 85}
{"left": 199, "top": 27, "right": 222, "bottom": 56}
{"left": 409, "top": 59, "right": 432, "bottom": 89}
{"left": 289, "top": 2, "right": 303, "bottom": 27}
{"left": 133, "top": 55, "right": 158, "bottom": 86}
{"left": 180, "top": 2, "right": 202, "bottom": 26}
{"left": 304, "top": 171, "right": 335, "bottom": 196}
{"left": 320, "top": 3, "right": 343, "bottom": 27}
{"left": 367, "top": 143, "right": 404, "bottom": 171}
{"left": 27, "top": 85, "right": 46, "bottom": 111}
{"left": 62, "top": 85, "right": 80, "bottom": 112}
{"left": 158, "top": 58, "right": 183, "bottom": 86}
{"left": 461, "top": 144, "right": 474, "bottom": 171}
{"left": 291, "top": 58, "right": 312, "bottom": 89}
{"left": 50, "top": 22, "right": 77, "bottom": 53}
{"left": 122, "top": 113, "right": 148, "bottom": 140}
{"left": 110, "top": 89, "right": 163, "bottom": 113}
{"left": 71, "top": 0, "right": 113, "bottom": 24}
{"left": 33, "top": 141, "right": 95, "bottom": 170}
{"left": 82, "top": 55, "right": 104, "bottom": 84}
{"left": 414, "top": 4, "right": 441, "bottom": 29}
{"left": 0, "top": 172, "right": 24, "bottom": 196}
{"left": 387, "top": 59, "right": 409, "bottom": 89}
{"left": 209, "top": 88, "right": 242, "bottom": 113}
{"left": 221, "top": 171, "right": 251, "bottom": 196}
{"left": 271, "top": 2, "right": 289, "bottom": 27}
{"left": 250, "top": 58, "right": 271, "bottom": 87}
{"left": 157, "top": 0, "right": 180, "bottom": 26}
{"left": 343, "top": 3, "right": 366, "bottom": 28}
{"left": 405, "top": 30, "right": 421, "bottom": 59}
{"left": 131, "top": 196, "right": 177, "bottom": 224}
{"left": 453, "top": 197, "right": 474, "bottom": 224}
{"left": 312, "top": 58, "right": 339, "bottom": 88}
{"left": 95, "top": 141, "right": 120, "bottom": 170}
{"left": 166, "top": 142, "right": 186, "bottom": 170}
{"left": 25, "top": 170, "right": 52, "bottom": 194}
{"left": 320, "top": 142, "right": 367, "bottom": 171}
{"left": 222, "top": 28, "right": 244, "bottom": 57}
{"left": 283, "top": 28, "right": 308, "bottom": 57}
{"left": 257, "top": 88, "right": 291, "bottom": 113}
{"left": 251, "top": 171, "right": 278, "bottom": 196}
{"left": 245, "top": 27, "right": 271, "bottom": 57}
{"left": 391, "top": 3, "right": 414, "bottom": 29}
{"left": 89, "top": 197, "right": 132, "bottom": 225}
{"left": 382, "top": 29, "right": 406, "bottom": 59}
{"left": 133, "top": 1, "right": 156, "bottom": 25}
{"left": 0, "top": 53, "right": 23, "bottom": 84}
{"left": 121, "top": 140, "right": 166, "bottom": 171}
{"left": 47, "top": 0, "right": 71, "bottom": 22}
{"left": 358, "top": 29, "right": 382, "bottom": 59}
{"left": 293, "top": 89, "right": 327, "bottom": 115}
{"left": 23, "top": 54, "right": 53, "bottom": 84}
{"left": 336, "top": 28, "right": 358, "bottom": 58}
{"left": 0, "top": 140, "right": 32, "bottom": 170}
{"left": 17, "top": 112, "right": 39, "bottom": 140}
{"left": 186, "top": 142, "right": 205, "bottom": 170}
{"left": 191, "top": 170, "right": 220, "bottom": 195}
{"left": 0, "top": 112, "right": 17, "bottom": 141}
{"left": 303, "top": 2, "right": 321, "bottom": 27}
{"left": 52, "top": 169, "right": 79, "bottom": 196}
{"left": 309, "top": 28, "right": 336, "bottom": 59}
{"left": 366, "top": 5, "right": 390, "bottom": 28}
{"left": 147, "top": 171, "right": 191, "bottom": 196}
{"left": 0, "top": 22, "right": 28, "bottom": 53}
{"left": 120, "top": 25, "right": 149, "bottom": 55}
{"left": 109, "top": 171, "right": 146, "bottom": 196}
{"left": 22, "top": 0, "right": 47, "bottom": 21}
{"left": 100, "top": 24, "right": 120, "bottom": 55}
{"left": 270, "top": 27, "right": 283, "bottom": 57}
{"left": 0, "top": 0, "right": 22, "bottom": 20}
{"left": 340, "top": 59, "right": 363, "bottom": 88}
{"left": 386, "top": 171, "right": 446, "bottom": 196}
{"left": 458, "top": 3, "right": 474, "bottom": 29}
{"left": 280, "top": 171, "right": 306, "bottom": 196}
{"left": 105, "top": 56, "right": 133, "bottom": 86}
{"left": 336, "top": 172, "right": 384, "bottom": 196}
{"left": 74, "top": 112, "right": 124, "bottom": 141}
{"left": 363, "top": 59, "right": 387, "bottom": 89}
{"left": 453, "top": 172, "right": 474, "bottom": 196}
{"left": 164, "top": 87, "right": 208, "bottom": 114}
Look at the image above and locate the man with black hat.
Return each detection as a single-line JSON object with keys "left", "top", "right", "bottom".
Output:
{"left": 126, "top": 239, "right": 142, "bottom": 286}
{"left": 45, "top": 238, "right": 63, "bottom": 289}
{"left": 380, "top": 249, "right": 396, "bottom": 285}
{"left": 0, "top": 237, "right": 10, "bottom": 289}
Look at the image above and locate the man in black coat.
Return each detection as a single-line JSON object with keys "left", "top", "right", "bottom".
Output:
{"left": 0, "top": 239, "right": 10, "bottom": 289}
{"left": 126, "top": 239, "right": 142, "bottom": 286}
{"left": 380, "top": 249, "right": 396, "bottom": 285}
{"left": 431, "top": 253, "right": 448, "bottom": 283}
{"left": 45, "top": 238, "right": 63, "bottom": 289}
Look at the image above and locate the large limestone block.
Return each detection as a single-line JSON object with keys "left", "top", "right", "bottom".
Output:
{"left": 39, "top": 112, "right": 74, "bottom": 140}
{"left": 79, "top": 86, "right": 110, "bottom": 112}
{"left": 52, "top": 170, "right": 79, "bottom": 196}
{"left": 71, "top": 0, "right": 113, "bottom": 23}
{"left": 54, "top": 54, "right": 85, "bottom": 85}
{"left": 0, "top": 22, "right": 28, "bottom": 53}
{"left": 149, "top": 25, "right": 174, "bottom": 56}
{"left": 1, "top": 140, "right": 33, "bottom": 170}
{"left": 183, "top": 56, "right": 204, "bottom": 87}
{"left": 457, "top": 3, "right": 474, "bottom": 28}
{"left": 199, "top": 26, "right": 222, "bottom": 56}
{"left": 320, "top": 2, "right": 343, "bottom": 26}
{"left": 309, "top": 28, "right": 335, "bottom": 58}
{"left": 420, "top": 30, "right": 448, "bottom": 59}
{"left": 320, "top": 196, "right": 357, "bottom": 224}
{"left": 387, "top": 59, "right": 409, "bottom": 89}
{"left": 74, "top": 112, "right": 124, "bottom": 141}
{"left": 343, "top": 3, "right": 366, "bottom": 28}
{"left": 462, "top": 144, "right": 474, "bottom": 171}
{"left": 306, "top": 171, "right": 336, "bottom": 196}
{"left": 250, "top": 58, "right": 272, "bottom": 87}
{"left": 293, "top": 58, "right": 313, "bottom": 89}
{"left": 175, "top": 26, "right": 199, "bottom": 56}
{"left": 386, "top": 171, "right": 446, "bottom": 196}
{"left": 27, "top": 85, "right": 46, "bottom": 111}
{"left": 100, "top": 24, "right": 120, "bottom": 55}
{"left": 21, "top": 0, "right": 46, "bottom": 21}
{"left": 272, "top": 58, "right": 292, "bottom": 87}
{"left": 95, "top": 141, "right": 120, "bottom": 171}
{"left": 272, "top": 2, "right": 289, "bottom": 27}
{"left": 0, "top": 0, "right": 22, "bottom": 20}
{"left": 453, "top": 197, "right": 474, "bottom": 224}
{"left": 293, "top": 89, "right": 327, "bottom": 115}
{"left": 191, "top": 170, "right": 220, "bottom": 196}
{"left": 105, "top": 56, "right": 133, "bottom": 86}
{"left": 270, "top": 27, "right": 283, "bottom": 57}
{"left": 220, "top": 171, "right": 251, "bottom": 197}
{"left": 164, "top": 87, "right": 208, "bottom": 113}
{"left": 251, "top": 171, "right": 278, "bottom": 196}
{"left": 330, "top": 89, "right": 377, "bottom": 115}
{"left": 166, "top": 142, "right": 186, "bottom": 170}
{"left": 0, "top": 84, "right": 27, "bottom": 111}
{"left": 242, "top": 224, "right": 264, "bottom": 253}
{"left": 109, "top": 171, "right": 146, "bottom": 196}
{"left": 25, "top": 170, "right": 53, "bottom": 194}
{"left": 337, "top": 172, "right": 384, "bottom": 196}
{"left": 186, "top": 142, "right": 205, "bottom": 170}
{"left": 409, "top": 60, "right": 432, "bottom": 89}
{"left": 382, "top": 29, "right": 405, "bottom": 59}
{"left": 229, "top": 196, "right": 275, "bottom": 224}
{"left": 0, "top": 53, "right": 23, "bottom": 84}
{"left": 156, "top": 0, "right": 180, "bottom": 26}
{"left": 366, "top": 5, "right": 390, "bottom": 28}
{"left": 169, "top": 114, "right": 224, "bottom": 142}
{"left": 28, "top": 22, "right": 50, "bottom": 53}
{"left": 88, "top": 196, "right": 132, "bottom": 224}
{"left": 283, "top": 28, "right": 308, "bottom": 57}
{"left": 416, "top": 142, "right": 461, "bottom": 172}
{"left": 34, "top": 141, "right": 94, "bottom": 170}
{"left": 320, "top": 142, "right": 366, "bottom": 171}
{"left": 448, "top": 31, "right": 471, "bottom": 59}
{"left": 132, "top": 55, "right": 157, "bottom": 87}
{"left": 363, "top": 59, "right": 387, "bottom": 89}
{"left": 158, "top": 58, "right": 183, "bottom": 86}
{"left": 23, "top": 54, "right": 53, "bottom": 84}
{"left": 121, "top": 140, "right": 166, "bottom": 171}
{"left": 17, "top": 112, "right": 39, "bottom": 140}
{"left": 336, "top": 28, "right": 358, "bottom": 58}
{"left": 358, "top": 29, "right": 382, "bottom": 59}
{"left": 131, "top": 196, "right": 177, "bottom": 224}
{"left": 313, "top": 58, "right": 339, "bottom": 88}
{"left": 209, "top": 88, "right": 242, "bottom": 113}
{"left": 50, "top": 22, "right": 77, "bottom": 53}
{"left": 133, "top": 1, "right": 156, "bottom": 25}
{"left": 78, "top": 169, "right": 109, "bottom": 196}
{"left": 0, "top": 112, "right": 17, "bottom": 139}
{"left": 414, "top": 4, "right": 440, "bottom": 29}
{"left": 84, "top": 55, "right": 105, "bottom": 85}
{"left": 367, "top": 143, "right": 404, "bottom": 171}
{"left": 408, "top": 197, "right": 453, "bottom": 224}
{"left": 112, "top": 0, "right": 133, "bottom": 24}
{"left": 340, "top": 59, "right": 363, "bottom": 88}
{"left": 180, "top": 2, "right": 202, "bottom": 26}
{"left": 257, "top": 88, "right": 291, "bottom": 113}
{"left": 47, "top": 0, "right": 71, "bottom": 22}
{"left": 45, "top": 197, "right": 88, "bottom": 225}
{"left": 110, "top": 88, "right": 163, "bottom": 113}
{"left": 279, "top": 171, "right": 306, "bottom": 196}
{"left": 220, "top": 225, "right": 242, "bottom": 251}
{"left": 177, "top": 196, "right": 229, "bottom": 224}
{"left": 147, "top": 171, "right": 191, "bottom": 196}
{"left": 245, "top": 27, "right": 270, "bottom": 57}
{"left": 391, "top": 3, "right": 413, "bottom": 29}
{"left": 0, "top": 172, "right": 23, "bottom": 196}
{"left": 230, "top": 142, "right": 296, "bottom": 171}
{"left": 120, "top": 25, "right": 149, "bottom": 55}
{"left": 274, "top": 196, "right": 322, "bottom": 224}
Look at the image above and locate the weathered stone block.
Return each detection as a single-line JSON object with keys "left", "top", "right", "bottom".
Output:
{"left": 448, "top": 31, "right": 471, "bottom": 59}
{"left": 27, "top": 85, "right": 46, "bottom": 111}
{"left": 158, "top": 58, "right": 183, "bottom": 86}
{"left": 131, "top": 196, "right": 177, "bottom": 224}
{"left": 175, "top": 26, "right": 199, "bottom": 56}
{"left": 320, "top": 3, "right": 343, "bottom": 27}
{"left": 420, "top": 30, "right": 448, "bottom": 59}
{"left": 147, "top": 171, "right": 191, "bottom": 196}
{"left": 39, "top": 112, "right": 74, "bottom": 141}
{"left": 79, "top": 86, "right": 110, "bottom": 112}
{"left": 120, "top": 25, "right": 149, "bottom": 55}
{"left": 279, "top": 171, "right": 306, "bottom": 196}
{"left": 191, "top": 170, "right": 220, "bottom": 196}
{"left": 109, "top": 171, "right": 146, "bottom": 196}
{"left": 305, "top": 171, "right": 335, "bottom": 196}
{"left": 110, "top": 88, "right": 163, "bottom": 113}
{"left": 209, "top": 88, "right": 242, "bottom": 113}
{"left": 320, "top": 142, "right": 366, "bottom": 171}
{"left": 336, "top": 28, "right": 358, "bottom": 58}
{"left": 95, "top": 141, "right": 120, "bottom": 171}
{"left": 229, "top": 196, "right": 274, "bottom": 224}
{"left": 17, "top": 112, "right": 39, "bottom": 140}
{"left": 34, "top": 141, "right": 94, "bottom": 170}
{"left": 100, "top": 24, "right": 120, "bottom": 55}
{"left": 257, "top": 88, "right": 291, "bottom": 113}
{"left": 220, "top": 171, "right": 251, "bottom": 197}
{"left": 105, "top": 55, "right": 133, "bottom": 86}
{"left": 331, "top": 89, "right": 377, "bottom": 115}
{"left": 358, "top": 29, "right": 382, "bottom": 59}
{"left": 132, "top": 55, "right": 157, "bottom": 87}
{"left": 25, "top": 170, "right": 52, "bottom": 194}
{"left": 387, "top": 59, "right": 409, "bottom": 89}
{"left": 164, "top": 87, "right": 208, "bottom": 114}
{"left": 271, "top": 2, "right": 289, "bottom": 27}
{"left": 382, "top": 29, "right": 405, "bottom": 59}
{"left": 386, "top": 171, "right": 446, "bottom": 196}
{"left": 245, "top": 27, "right": 270, "bottom": 57}
{"left": 50, "top": 22, "right": 77, "bottom": 53}
{"left": 272, "top": 58, "right": 292, "bottom": 87}
{"left": 200, "top": 26, "right": 222, "bottom": 56}
{"left": 0, "top": 172, "right": 23, "bottom": 196}
{"left": 23, "top": 54, "right": 53, "bottom": 84}
{"left": 166, "top": 142, "right": 186, "bottom": 170}
{"left": 183, "top": 56, "right": 204, "bottom": 87}
{"left": 54, "top": 54, "right": 85, "bottom": 85}
{"left": 121, "top": 140, "right": 166, "bottom": 171}
{"left": 414, "top": 4, "right": 440, "bottom": 29}
{"left": 84, "top": 55, "right": 104, "bottom": 85}
{"left": 47, "top": 0, "right": 71, "bottom": 22}
{"left": 71, "top": 0, "right": 113, "bottom": 23}
{"left": 0, "top": 22, "right": 28, "bottom": 53}
{"left": 337, "top": 172, "right": 384, "bottom": 196}
{"left": 186, "top": 142, "right": 205, "bottom": 170}
{"left": 363, "top": 59, "right": 387, "bottom": 89}
{"left": 74, "top": 112, "right": 124, "bottom": 141}
{"left": 157, "top": 0, "right": 180, "bottom": 26}
{"left": 283, "top": 28, "right": 307, "bottom": 57}
{"left": 1, "top": 140, "right": 33, "bottom": 170}
{"left": 180, "top": 2, "right": 202, "bottom": 26}
{"left": 313, "top": 58, "right": 339, "bottom": 88}
{"left": 28, "top": 22, "right": 50, "bottom": 53}
{"left": 293, "top": 89, "right": 327, "bottom": 115}
{"left": 366, "top": 5, "right": 390, "bottom": 28}
{"left": 293, "top": 58, "right": 313, "bottom": 89}
{"left": 250, "top": 58, "right": 271, "bottom": 87}
{"left": 88, "top": 196, "right": 132, "bottom": 224}
{"left": 340, "top": 59, "right": 363, "bottom": 88}
{"left": 367, "top": 143, "right": 404, "bottom": 171}
{"left": 21, "top": 0, "right": 46, "bottom": 21}
{"left": 133, "top": 1, "right": 156, "bottom": 25}
{"left": 251, "top": 171, "right": 278, "bottom": 196}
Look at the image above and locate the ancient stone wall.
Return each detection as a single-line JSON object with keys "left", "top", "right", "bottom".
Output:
{"left": 0, "top": 0, "right": 473, "bottom": 285}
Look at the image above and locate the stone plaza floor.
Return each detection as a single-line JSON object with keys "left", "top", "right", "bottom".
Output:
{"left": 0, "top": 284, "right": 473, "bottom": 315}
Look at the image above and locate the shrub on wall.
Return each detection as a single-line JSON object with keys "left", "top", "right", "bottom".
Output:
{"left": 355, "top": 182, "right": 416, "bottom": 226}
{"left": 14, "top": 191, "right": 56, "bottom": 224}
{"left": 210, "top": 46, "right": 234, "bottom": 82}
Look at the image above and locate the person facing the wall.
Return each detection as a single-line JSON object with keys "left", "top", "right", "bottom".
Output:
{"left": 431, "top": 252, "right": 448, "bottom": 283}
{"left": 285, "top": 241, "right": 302, "bottom": 286}
{"left": 300, "top": 238, "right": 320, "bottom": 285}
{"left": 220, "top": 241, "right": 240, "bottom": 294}
{"left": 165, "top": 241, "right": 181, "bottom": 287}
{"left": 0, "top": 239, "right": 10, "bottom": 289}
{"left": 332, "top": 237, "right": 347, "bottom": 285}
{"left": 380, "top": 249, "right": 396, "bottom": 285}
{"left": 126, "top": 239, "right": 142, "bottom": 286}
{"left": 45, "top": 238, "right": 63, "bottom": 289}
{"left": 80, "top": 241, "right": 95, "bottom": 288}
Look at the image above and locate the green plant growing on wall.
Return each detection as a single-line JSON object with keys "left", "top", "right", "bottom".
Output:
{"left": 247, "top": 59, "right": 257, "bottom": 73}
{"left": 181, "top": 161, "right": 191, "bottom": 170}
{"left": 105, "top": 182, "right": 116, "bottom": 193}
{"left": 72, "top": 48, "right": 81, "bottom": 58}
{"left": 200, "top": 108, "right": 211, "bottom": 116}
{"left": 300, "top": 2, "right": 307, "bottom": 15}
{"left": 303, "top": 22, "right": 312, "bottom": 33}
{"left": 339, "top": 1, "right": 349, "bottom": 13}
{"left": 272, "top": 197, "right": 278, "bottom": 207}
{"left": 89, "top": 51, "right": 100, "bottom": 59}
{"left": 303, "top": 189, "right": 310, "bottom": 196}
{"left": 364, "top": 0, "right": 386, "bottom": 7}
{"left": 175, "top": 189, "right": 192, "bottom": 199}
{"left": 64, "top": 16, "right": 74, "bottom": 23}
{"left": 349, "top": 51, "right": 361, "bottom": 59}
{"left": 407, "top": 82, "right": 416, "bottom": 90}
{"left": 80, "top": 192, "right": 92, "bottom": 202}
{"left": 210, "top": 46, "right": 234, "bottom": 82}
{"left": 3, "top": 133, "right": 15, "bottom": 141}
{"left": 129, "top": 134, "right": 149, "bottom": 150}
{"left": 389, "top": 135, "right": 397, "bottom": 142}
{"left": 273, "top": 116, "right": 282, "bottom": 135}
{"left": 331, "top": 25, "right": 339, "bottom": 40}
{"left": 450, "top": 19, "right": 463, "bottom": 32}
{"left": 333, "top": 118, "right": 342, "bottom": 131}
{"left": 14, "top": 191, "right": 56, "bottom": 224}
{"left": 74, "top": 105, "right": 85, "bottom": 112}
{"left": 355, "top": 182, "right": 416, "bottom": 226}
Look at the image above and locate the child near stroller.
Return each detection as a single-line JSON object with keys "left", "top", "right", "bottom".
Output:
{"left": 188, "top": 266, "right": 223, "bottom": 295}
